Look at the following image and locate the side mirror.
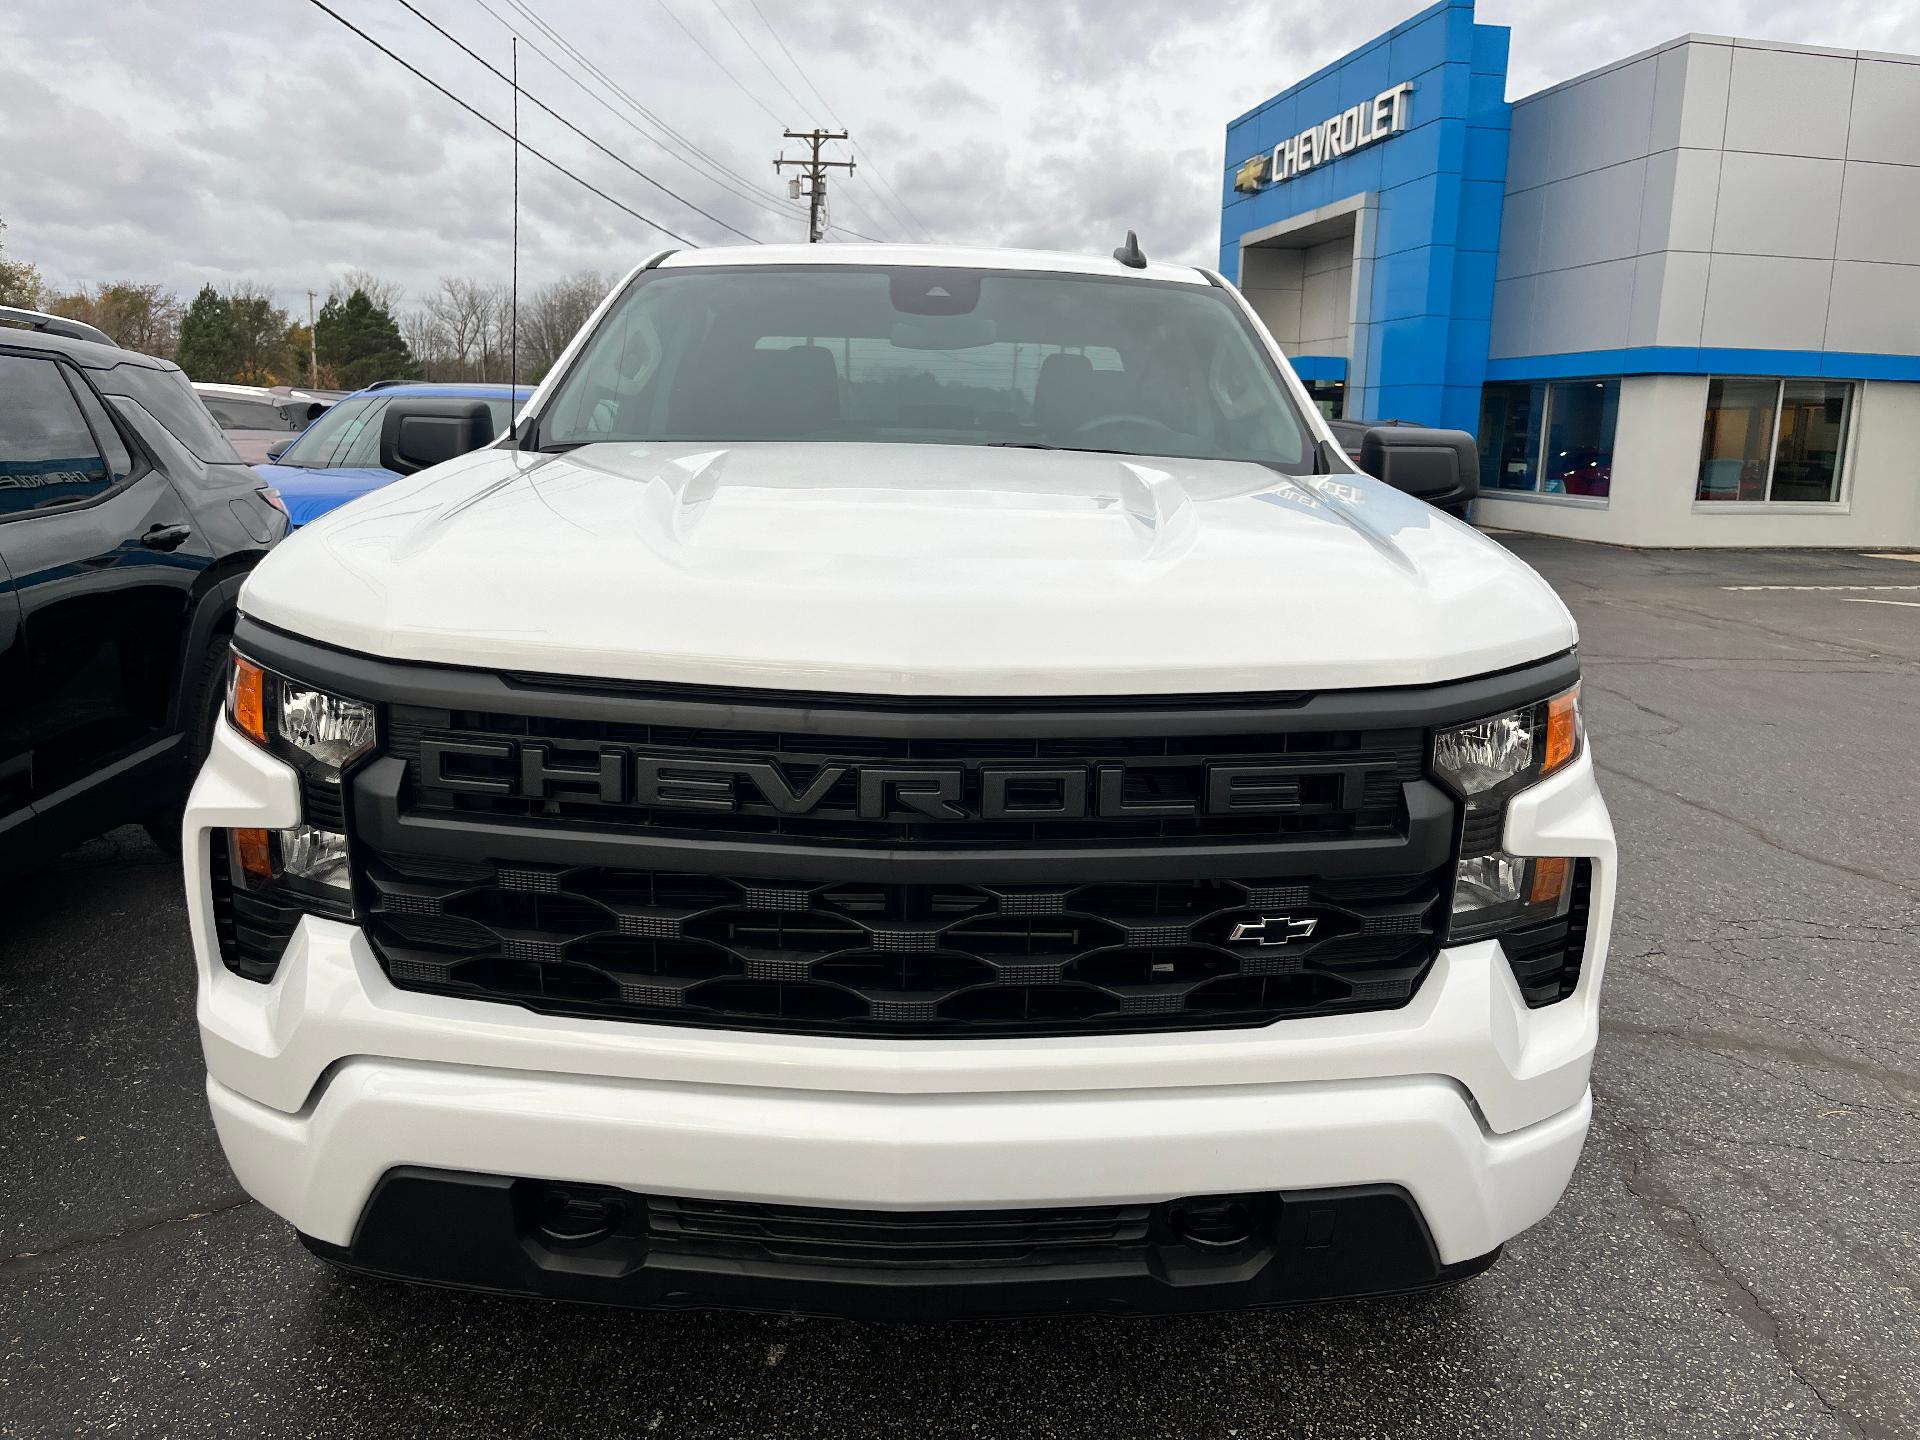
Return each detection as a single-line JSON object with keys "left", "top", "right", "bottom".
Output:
{"left": 265, "top": 438, "right": 294, "bottom": 463}
{"left": 1355, "top": 425, "right": 1479, "bottom": 516}
{"left": 378, "top": 398, "right": 495, "bottom": 476}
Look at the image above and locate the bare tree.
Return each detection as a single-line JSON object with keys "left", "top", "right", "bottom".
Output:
{"left": 400, "top": 309, "right": 440, "bottom": 376}
{"left": 398, "top": 270, "right": 613, "bottom": 383}
{"left": 329, "top": 267, "right": 404, "bottom": 314}
{"left": 522, "top": 271, "right": 612, "bottom": 381}
{"left": 424, "top": 277, "right": 496, "bottom": 380}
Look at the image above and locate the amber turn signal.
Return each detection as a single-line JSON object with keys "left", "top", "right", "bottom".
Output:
{"left": 231, "top": 656, "right": 267, "bottom": 747}
{"left": 233, "top": 827, "right": 275, "bottom": 886}
{"left": 1528, "top": 854, "right": 1572, "bottom": 906}
{"left": 1543, "top": 685, "right": 1581, "bottom": 777}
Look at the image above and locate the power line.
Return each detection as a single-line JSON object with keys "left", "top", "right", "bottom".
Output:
{"left": 708, "top": 0, "right": 811, "bottom": 120}
{"left": 302, "top": 0, "right": 697, "bottom": 243}
{"left": 847, "top": 142, "right": 932, "bottom": 242}
{"left": 646, "top": 0, "right": 886, "bottom": 242}
{"left": 739, "top": 0, "right": 933, "bottom": 242}
{"left": 390, "top": 0, "right": 762, "bottom": 242}
{"left": 478, "top": 0, "right": 884, "bottom": 243}
{"left": 652, "top": 0, "right": 778, "bottom": 123}
{"left": 496, "top": 0, "right": 803, "bottom": 222}
{"left": 696, "top": 0, "right": 896, "bottom": 238}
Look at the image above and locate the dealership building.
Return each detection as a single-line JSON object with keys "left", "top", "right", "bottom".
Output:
{"left": 1221, "top": 0, "right": 1920, "bottom": 546}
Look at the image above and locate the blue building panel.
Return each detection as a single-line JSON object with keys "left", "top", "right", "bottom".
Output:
{"left": 1220, "top": 0, "right": 1510, "bottom": 434}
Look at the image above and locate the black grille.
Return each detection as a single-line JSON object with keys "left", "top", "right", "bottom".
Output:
{"left": 385, "top": 705, "right": 1420, "bottom": 849}
{"left": 301, "top": 773, "right": 347, "bottom": 832}
{"left": 1502, "top": 859, "right": 1594, "bottom": 1007}
{"left": 208, "top": 831, "right": 302, "bottom": 983}
{"left": 644, "top": 1194, "right": 1159, "bottom": 1270}
{"left": 361, "top": 852, "right": 1446, "bottom": 1037}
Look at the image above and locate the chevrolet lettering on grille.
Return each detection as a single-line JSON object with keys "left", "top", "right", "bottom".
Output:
{"left": 416, "top": 738, "right": 1396, "bottom": 823}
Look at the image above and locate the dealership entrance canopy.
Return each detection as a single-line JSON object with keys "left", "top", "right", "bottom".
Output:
{"left": 1222, "top": 0, "right": 1920, "bottom": 546}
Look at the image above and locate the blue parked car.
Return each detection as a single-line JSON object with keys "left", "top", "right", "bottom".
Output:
{"left": 256, "top": 381, "right": 532, "bottom": 525}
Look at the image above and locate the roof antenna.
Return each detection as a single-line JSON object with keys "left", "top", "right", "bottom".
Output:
{"left": 509, "top": 37, "right": 520, "bottom": 430}
{"left": 1112, "top": 230, "right": 1148, "bottom": 269}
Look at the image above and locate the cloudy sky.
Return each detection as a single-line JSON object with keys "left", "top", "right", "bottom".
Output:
{"left": 4, "top": 0, "right": 1920, "bottom": 314}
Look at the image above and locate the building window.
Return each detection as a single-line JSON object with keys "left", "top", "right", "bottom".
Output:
{"left": 1478, "top": 382, "right": 1544, "bottom": 491}
{"left": 1304, "top": 379, "right": 1344, "bottom": 419}
{"left": 1477, "top": 379, "right": 1617, "bottom": 498}
{"left": 1696, "top": 379, "right": 1851, "bottom": 504}
{"left": 1542, "top": 380, "right": 1618, "bottom": 497}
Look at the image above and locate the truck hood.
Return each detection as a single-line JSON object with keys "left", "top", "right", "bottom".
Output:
{"left": 241, "top": 441, "right": 1575, "bottom": 696}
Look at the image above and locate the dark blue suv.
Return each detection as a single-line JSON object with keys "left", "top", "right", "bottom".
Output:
{"left": 256, "top": 381, "right": 532, "bottom": 526}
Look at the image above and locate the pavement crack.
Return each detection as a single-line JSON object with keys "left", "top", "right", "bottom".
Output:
{"left": 1602, "top": 1018, "right": 1920, "bottom": 1106}
{"left": 1594, "top": 759, "right": 1920, "bottom": 898}
{"left": 1597, "top": 1100, "right": 1905, "bottom": 1440}
{"left": 3, "top": 1192, "right": 256, "bottom": 1274}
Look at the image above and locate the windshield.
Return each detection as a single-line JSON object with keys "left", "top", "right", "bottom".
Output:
{"left": 535, "top": 266, "right": 1312, "bottom": 467}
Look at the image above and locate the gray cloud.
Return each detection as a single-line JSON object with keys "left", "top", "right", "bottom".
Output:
{"left": 4, "top": 0, "right": 1919, "bottom": 314}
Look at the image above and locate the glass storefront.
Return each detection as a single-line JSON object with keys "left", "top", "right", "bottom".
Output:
{"left": 1696, "top": 378, "right": 1851, "bottom": 504}
{"left": 1477, "top": 379, "right": 1617, "bottom": 498}
{"left": 1477, "top": 381, "right": 1543, "bottom": 492}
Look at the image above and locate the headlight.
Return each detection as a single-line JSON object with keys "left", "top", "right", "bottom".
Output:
{"left": 278, "top": 684, "right": 376, "bottom": 771}
{"left": 1431, "top": 684, "right": 1581, "bottom": 805}
{"left": 1432, "top": 684, "right": 1583, "bottom": 943}
{"left": 222, "top": 652, "right": 373, "bottom": 918}
{"left": 227, "top": 655, "right": 375, "bottom": 778}
{"left": 1449, "top": 851, "right": 1574, "bottom": 942}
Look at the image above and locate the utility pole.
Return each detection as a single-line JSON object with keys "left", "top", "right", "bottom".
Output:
{"left": 306, "top": 290, "right": 318, "bottom": 387}
{"left": 774, "top": 129, "right": 854, "bottom": 243}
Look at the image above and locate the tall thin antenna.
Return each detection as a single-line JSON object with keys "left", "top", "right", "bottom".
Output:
{"left": 510, "top": 36, "right": 520, "bottom": 409}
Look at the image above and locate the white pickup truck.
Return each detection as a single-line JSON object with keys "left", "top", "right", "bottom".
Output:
{"left": 184, "top": 241, "right": 1614, "bottom": 1318}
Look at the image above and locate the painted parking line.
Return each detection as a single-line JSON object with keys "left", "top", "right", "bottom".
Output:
{"left": 1722, "top": 584, "right": 1920, "bottom": 592}
{"left": 1840, "top": 598, "right": 1920, "bottom": 609}
{"left": 1861, "top": 553, "right": 1920, "bottom": 563}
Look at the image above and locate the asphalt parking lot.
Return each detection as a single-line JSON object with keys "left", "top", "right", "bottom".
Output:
{"left": 3, "top": 533, "right": 1918, "bottom": 1440}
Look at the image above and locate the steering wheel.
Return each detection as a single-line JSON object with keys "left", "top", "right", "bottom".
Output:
{"left": 1073, "top": 413, "right": 1185, "bottom": 443}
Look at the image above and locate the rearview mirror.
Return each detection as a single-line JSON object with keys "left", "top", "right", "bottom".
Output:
{"left": 1355, "top": 426, "right": 1479, "bottom": 517}
{"left": 265, "top": 438, "right": 294, "bottom": 463}
{"left": 378, "top": 398, "right": 496, "bottom": 476}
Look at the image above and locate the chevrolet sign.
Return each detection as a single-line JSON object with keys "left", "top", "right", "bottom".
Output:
{"left": 1237, "top": 81, "right": 1414, "bottom": 191}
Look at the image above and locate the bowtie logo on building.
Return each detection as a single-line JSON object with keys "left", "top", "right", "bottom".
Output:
{"left": 1234, "top": 153, "right": 1271, "bottom": 193}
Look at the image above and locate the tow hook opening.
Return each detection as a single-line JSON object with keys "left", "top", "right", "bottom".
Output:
{"left": 530, "top": 1183, "right": 631, "bottom": 1248}
{"left": 1166, "top": 1193, "right": 1263, "bottom": 1250}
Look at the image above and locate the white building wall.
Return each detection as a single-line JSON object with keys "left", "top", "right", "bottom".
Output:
{"left": 1483, "top": 35, "right": 1920, "bottom": 547}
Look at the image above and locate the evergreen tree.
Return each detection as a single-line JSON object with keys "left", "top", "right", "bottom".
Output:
{"left": 226, "top": 285, "right": 293, "bottom": 383}
{"left": 315, "top": 288, "right": 417, "bottom": 390}
{"left": 176, "top": 284, "right": 238, "bottom": 380}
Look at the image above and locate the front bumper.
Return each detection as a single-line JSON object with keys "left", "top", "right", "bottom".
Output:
{"left": 186, "top": 715, "right": 1614, "bottom": 1312}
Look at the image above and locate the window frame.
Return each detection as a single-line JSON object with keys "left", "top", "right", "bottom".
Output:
{"left": 0, "top": 346, "right": 155, "bottom": 527}
{"left": 1476, "top": 376, "right": 1617, "bottom": 510}
{"left": 1692, "top": 376, "right": 1855, "bottom": 512}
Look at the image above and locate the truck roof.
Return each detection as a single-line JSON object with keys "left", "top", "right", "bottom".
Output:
{"left": 657, "top": 242, "right": 1212, "bottom": 287}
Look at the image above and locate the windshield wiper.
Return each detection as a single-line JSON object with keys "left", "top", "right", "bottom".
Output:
{"left": 536, "top": 440, "right": 588, "bottom": 453}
